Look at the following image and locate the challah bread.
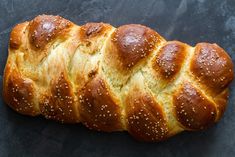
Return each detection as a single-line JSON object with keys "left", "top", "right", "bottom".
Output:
{"left": 3, "top": 15, "right": 234, "bottom": 141}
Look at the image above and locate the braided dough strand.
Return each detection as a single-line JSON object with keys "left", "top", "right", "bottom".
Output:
{"left": 3, "top": 15, "right": 234, "bottom": 141}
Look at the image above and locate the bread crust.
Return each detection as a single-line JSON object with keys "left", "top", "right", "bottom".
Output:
{"left": 3, "top": 14, "right": 234, "bottom": 141}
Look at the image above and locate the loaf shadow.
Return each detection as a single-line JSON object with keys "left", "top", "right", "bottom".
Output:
{"left": 1, "top": 103, "right": 219, "bottom": 157}
{"left": 62, "top": 126, "right": 219, "bottom": 157}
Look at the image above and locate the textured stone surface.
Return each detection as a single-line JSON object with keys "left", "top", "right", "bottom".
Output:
{"left": 0, "top": 0, "right": 235, "bottom": 157}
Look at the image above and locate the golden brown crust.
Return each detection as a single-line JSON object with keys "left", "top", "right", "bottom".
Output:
{"left": 125, "top": 87, "right": 169, "bottom": 141}
{"left": 28, "top": 15, "right": 73, "bottom": 50}
{"left": 78, "top": 76, "right": 123, "bottom": 132}
{"left": 3, "top": 14, "right": 234, "bottom": 142}
{"left": 110, "top": 24, "right": 164, "bottom": 70}
{"left": 190, "top": 43, "right": 234, "bottom": 94}
{"left": 173, "top": 83, "right": 217, "bottom": 130}
{"left": 39, "top": 73, "right": 78, "bottom": 123}
{"left": 152, "top": 41, "right": 188, "bottom": 81}
{"left": 9, "top": 22, "right": 28, "bottom": 50}
{"left": 3, "top": 68, "right": 39, "bottom": 116}
{"left": 79, "top": 22, "right": 112, "bottom": 41}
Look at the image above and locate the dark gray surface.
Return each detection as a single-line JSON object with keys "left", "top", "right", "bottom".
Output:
{"left": 0, "top": 0, "right": 235, "bottom": 157}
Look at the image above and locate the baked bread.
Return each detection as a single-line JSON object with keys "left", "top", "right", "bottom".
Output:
{"left": 3, "top": 15, "right": 234, "bottom": 141}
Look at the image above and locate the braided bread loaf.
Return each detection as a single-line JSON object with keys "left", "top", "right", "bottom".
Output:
{"left": 3, "top": 15, "right": 234, "bottom": 141}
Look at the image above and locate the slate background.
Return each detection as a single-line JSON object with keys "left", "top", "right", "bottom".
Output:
{"left": 0, "top": 0, "right": 235, "bottom": 157}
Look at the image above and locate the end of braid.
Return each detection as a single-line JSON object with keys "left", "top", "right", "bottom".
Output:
{"left": 9, "top": 22, "right": 28, "bottom": 50}
{"left": 190, "top": 43, "right": 234, "bottom": 95}
{"left": 3, "top": 68, "right": 39, "bottom": 116}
